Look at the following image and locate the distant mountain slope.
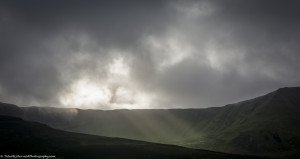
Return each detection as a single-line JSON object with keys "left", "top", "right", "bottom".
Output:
{"left": 187, "top": 87, "right": 300, "bottom": 156}
{"left": 1, "top": 87, "right": 300, "bottom": 158}
{"left": 0, "top": 102, "right": 24, "bottom": 117}
{"left": 0, "top": 115, "right": 264, "bottom": 159}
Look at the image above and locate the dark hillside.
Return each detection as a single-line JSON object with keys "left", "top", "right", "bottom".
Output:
{"left": 0, "top": 115, "right": 265, "bottom": 159}
{"left": 1, "top": 87, "right": 299, "bottom": 157}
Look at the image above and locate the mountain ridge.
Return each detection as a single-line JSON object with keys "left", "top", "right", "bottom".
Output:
{"left": 1, "top": 87, "right": 300, "bottom": 158}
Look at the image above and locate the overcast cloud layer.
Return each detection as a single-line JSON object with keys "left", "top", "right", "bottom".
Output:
{"left": 0, "top": 0, "right": 300, "bottom": 109}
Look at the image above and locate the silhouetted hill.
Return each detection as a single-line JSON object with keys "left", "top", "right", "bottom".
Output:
{"left": 0, "top": 115, "right": 264, "bottom": 159}
{"left": 0, "top": 102, "right": 23, "bottom": 117}
{"left": 1, "top": 87, "right": 300, "bottom": 158}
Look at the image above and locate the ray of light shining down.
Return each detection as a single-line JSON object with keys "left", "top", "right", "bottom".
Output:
{"left": 114, "top": 109, "right": 202, "bottom": 144}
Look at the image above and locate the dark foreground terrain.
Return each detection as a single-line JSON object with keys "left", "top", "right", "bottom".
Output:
{"left": 1, "top": 87, "right": 300, "bottom": 158}
{"left": 0, "top": 115, "right": 264, "bottom": 159}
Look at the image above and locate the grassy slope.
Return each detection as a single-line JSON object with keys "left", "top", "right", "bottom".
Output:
{"left": 187, "top": 88, "right": 300, "bottom": 156}
{"left": 1, "top": 87, "right": 299, "bottom": 157}
{"left": 0, "top": 115, "right": 264, "bottom": 159}
{"left": 239, "top": 88, "right": 300, "bottom": 157}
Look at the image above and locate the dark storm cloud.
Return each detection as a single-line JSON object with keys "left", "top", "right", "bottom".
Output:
{"left": 0, "top": 0, "right": 171, "bottom": 106}
{"left": 0, "top": 0, "right": 299, "bottom": 108}
{"left": 152, "top": 0, "right": 300, "bottom": 107}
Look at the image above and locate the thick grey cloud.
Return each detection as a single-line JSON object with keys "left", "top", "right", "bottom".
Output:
{"left": 0, "top": 0, "right": 299, "bottom": 109}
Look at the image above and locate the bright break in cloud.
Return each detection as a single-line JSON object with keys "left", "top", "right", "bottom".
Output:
{"left": 0, "top": 0, "right": 300, "bottom": 109}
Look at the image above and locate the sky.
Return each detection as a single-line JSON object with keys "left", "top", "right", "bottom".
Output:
{"left": 0, "top": 0, "right": 300, "bottom": 109}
